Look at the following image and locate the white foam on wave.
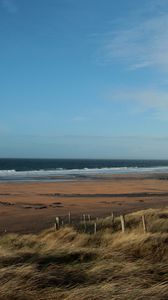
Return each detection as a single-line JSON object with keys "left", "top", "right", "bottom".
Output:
{"left": 0, "top": 166, "right": 168, "bottom": 180}
{"left": 0, "top": 170, "right": 16, "bottom": 175}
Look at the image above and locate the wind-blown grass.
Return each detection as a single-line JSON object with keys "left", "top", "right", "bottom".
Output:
{"left": 0, "top": 207, "right": 167, "bottom": 300}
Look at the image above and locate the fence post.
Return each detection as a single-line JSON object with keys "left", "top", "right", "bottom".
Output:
{"left": 111, "top": 212, "right": 114, "bottom": 225}
{"left": 120, "top": 215, "right": 125, "bottom": 233}
{"left": 83, "top": 214, "right": 86, "bottom": 222}
{"left": 68, "top": 211, "right": 71, "bottom": 225}
{"left": 55, "top": 217, "right": 60, "bottom": 230}
{"left": 94, "top": 222, "right": 97, "bottom": 234}
{"left": 142, "top": 215, "right": 147, "bottom": 233}
{"left": 88, "top": 214, "right": 91, "bottom": 222}
{"left": 83, "top": 214, "right": 86, "bottom": 232}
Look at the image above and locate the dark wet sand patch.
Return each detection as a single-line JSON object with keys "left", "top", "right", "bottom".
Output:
{"left": 41, "top": 192, "right": 168, "bottom": 198}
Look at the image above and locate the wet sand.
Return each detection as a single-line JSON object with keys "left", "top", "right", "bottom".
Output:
{"left": 0, "top": 173, "right": 168, "bottom": 233}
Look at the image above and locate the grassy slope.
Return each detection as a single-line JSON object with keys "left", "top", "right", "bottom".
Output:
{"left": 0, "top": 208, "right": 167, "bottom": 300}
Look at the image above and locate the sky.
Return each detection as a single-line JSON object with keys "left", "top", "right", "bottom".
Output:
{"left": 1, "top": 0, "right": 168, "bottom": 159}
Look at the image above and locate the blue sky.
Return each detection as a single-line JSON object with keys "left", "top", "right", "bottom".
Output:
{"left": 1, "top": 0, "right": 168, "bottom": 158}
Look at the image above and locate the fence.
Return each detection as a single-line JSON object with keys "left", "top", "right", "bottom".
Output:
{"left": 54, "top": 211, "right": 148, "bottom": 234}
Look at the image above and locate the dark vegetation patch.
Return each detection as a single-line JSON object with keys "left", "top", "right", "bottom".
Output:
{"left": 49, "top": 202, "right": 64, "bottom": 208}
{"left": 40, "top": 192, "right": 168, "bottom": 198}
{"left": 0, "top": 201, "right": 14, "bottom": 206}
{"left": 20, "top": 204, "right": 47, "bottom": 209}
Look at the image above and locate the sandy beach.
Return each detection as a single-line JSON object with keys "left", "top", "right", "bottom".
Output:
{"left": 0, "top": 173, "right": 167, "bottom": 233}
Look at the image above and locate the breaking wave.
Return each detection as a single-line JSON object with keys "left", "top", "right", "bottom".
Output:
{"left": 0, "top": 166, "right": 168, "bottom": 181}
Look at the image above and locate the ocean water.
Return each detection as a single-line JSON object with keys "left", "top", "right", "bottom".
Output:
{"left": 1, "top": 158, "right": 168, "bottom": 182}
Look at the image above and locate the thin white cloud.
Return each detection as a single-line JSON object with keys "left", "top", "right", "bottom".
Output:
{"left": 72, "top": 116, "right": 87, "bottom": 122}
{"left": 99, "top": 11, "right": 168, "bottom": 71}
{"left": 109, "top": 88, "right": 168, "bottom": 108}
{"left": 4, "top": 133, "right": 168, "bottom": 141}
{"left": 107, "top": 87, "right": 168, "bottom": 120}
{"left": 98, "top": 2, "right": 168, "bottom": 120}
{"left": 2, "top": 0, "right": 17, "bottom": 14}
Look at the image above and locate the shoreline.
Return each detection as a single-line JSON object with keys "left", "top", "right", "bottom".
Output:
{"left": 1, "top": 169, "right": 168, "bottom": 183}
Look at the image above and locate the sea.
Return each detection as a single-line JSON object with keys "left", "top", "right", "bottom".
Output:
{"left": 1, "top": 158, "right": 168, "bottom": 182}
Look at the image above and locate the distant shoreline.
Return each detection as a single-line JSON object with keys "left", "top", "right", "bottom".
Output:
{"left": 1, "top": 171, "right": 168, "bottom": 183}
{"left": 1, "top": 158, "right": 168, "bottom": 182}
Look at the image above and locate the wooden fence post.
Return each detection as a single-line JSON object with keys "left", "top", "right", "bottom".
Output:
{"left": 55, "top": 217, "right": 60, "bottom": 230}
{"left": 88, "top": 214, "right": 91, "bottom": 222}
{"left": 94, "top": 222, "right": 97, "bottom": 234}
{"left": 120, "top": 215, "right": 125, "bottom": 233}
{"left": 111, "top": 212, "right": 114, "bottom": 225}
{"left": 142, "top": 215, "right": 147, "bottom": 233}
{"left": 68, "top": 211, "right": 71, "bottom": 225}
{"left": 83, "top": 214, "right": 87, "bottom": 232}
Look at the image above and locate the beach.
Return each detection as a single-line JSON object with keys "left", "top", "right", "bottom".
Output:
{"left": 0, "top": 173, "right": 168, "bottom": 233}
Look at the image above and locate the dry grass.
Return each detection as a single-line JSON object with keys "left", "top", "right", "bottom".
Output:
{"left": 0, "top": 207, "right": 167, "bottom": 300}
